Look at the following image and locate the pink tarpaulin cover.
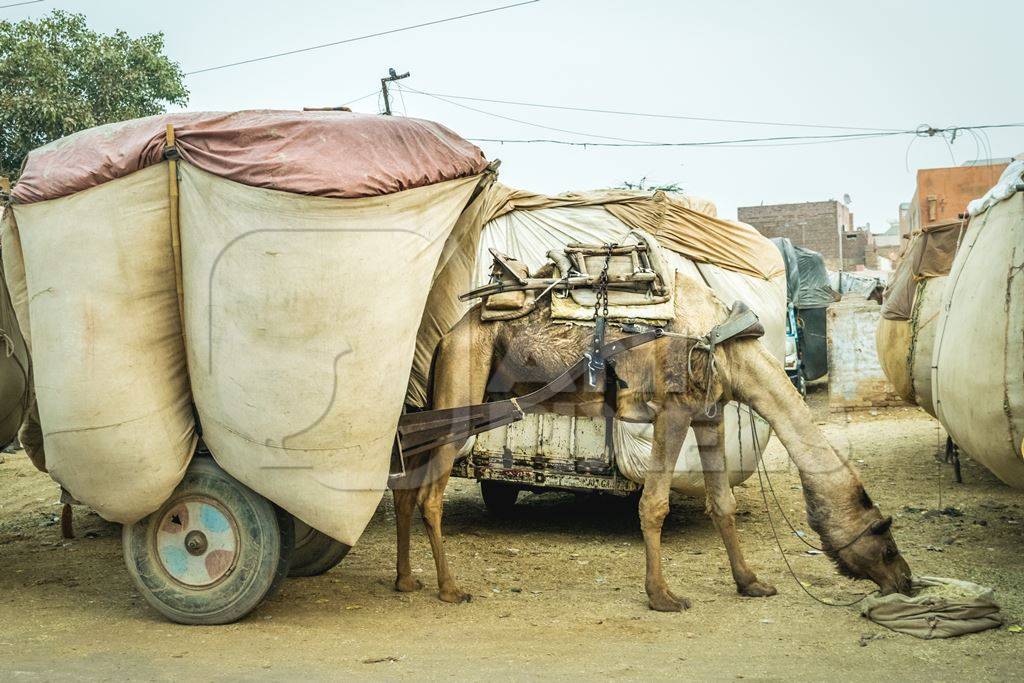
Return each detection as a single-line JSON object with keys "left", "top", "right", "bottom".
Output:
{"left": 12, "top": 110, "right": 488, "bottom": 203}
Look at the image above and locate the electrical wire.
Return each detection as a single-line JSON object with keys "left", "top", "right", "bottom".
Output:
{"left": 404, "top": 88, "right": 904, "bottom": 132}
{"left": 467, "top": 131, "right": 908, "bottom": 148}
{"left": 340, "top": 90, "right": 380, "bottom": 107}
{"left": 400, "top": 83, "right": 1024, "bottom": 149}
{"left": 398, "top": 84, "right": 664, "bottom": 144}
{"left": 464, "top": 124, "right": 1024, "bottom": 149}
{"left": 401, "top": 83, "right": 910, "bottom": 146}
{"left": 0, "top": 0, "right": 44, "bottom": 8}
{"left": 184, "top": 0, "right": 540, "bottom": 76}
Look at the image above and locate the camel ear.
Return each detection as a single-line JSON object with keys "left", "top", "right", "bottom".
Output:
{"left": 870, "top": 516, "right": 893, "bottom": 535}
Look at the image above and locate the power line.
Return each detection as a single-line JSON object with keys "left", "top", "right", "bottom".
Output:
{"left": 340, "top": 90, "right": 380, "bottom": 107}
{"left": 463, "top": 124, "right": 1024, "bottom": 149}
{"left": 400, "top": 82, "right": 919, "bottom": 147}
{"left": 467, "top": 131, "right": 906, "bottom": 148}
{"left": 184, "top": 0, "right": 540, "bottom": 76}
{"left": 0, "top": 0, "right": 45, "bottom": 9}
{"left": 399, "top": 81, "right": 1024, "bottom": 149}
{"left": 403, "top": 88, "right": 904, "bottom": 132}
{"left": 400, "top": 84, "right": 662, "bottom": 143}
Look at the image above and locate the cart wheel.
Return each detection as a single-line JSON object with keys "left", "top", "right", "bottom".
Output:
{"left": 480, "top": 481, "right": 520, "bottom": 515}
{"left": 122, "top": 457, "right": 292, "bottom": 625}
{"left": 288, "top": 519, "right": 351, "bottom": 577}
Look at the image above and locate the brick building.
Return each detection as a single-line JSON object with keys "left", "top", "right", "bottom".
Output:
{"left": 737, "top": 199, "right": 873, "bottom": 269}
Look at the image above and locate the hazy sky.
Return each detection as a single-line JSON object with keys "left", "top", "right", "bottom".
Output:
{"left": 8, "top": 0, "right": 1022, "bottom": 230}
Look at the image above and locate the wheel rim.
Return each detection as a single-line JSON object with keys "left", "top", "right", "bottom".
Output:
{"left": 155, "top": 497, "right": 240, "bottom": 588}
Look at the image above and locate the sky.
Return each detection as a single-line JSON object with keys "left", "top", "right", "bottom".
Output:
{"left": 6, "top": 0, "right": 1023, "bottom": 231}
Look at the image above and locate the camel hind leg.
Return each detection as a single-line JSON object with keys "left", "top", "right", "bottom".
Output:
{"left": 639, "top": 397, "right": 692, "bottom": 612}
{"left": 695, "top": 419, "right": 776, "bottom": 598}
{"left": 393, "top": 479, "right": 423, "bottom": 592}
{"left": 394, "top": 313, "right": 493, "bottom": 603}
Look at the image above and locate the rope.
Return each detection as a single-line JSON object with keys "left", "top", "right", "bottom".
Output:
{"left": 687, "top": 342, "right": 719, "bottom": 419}
{"left": 747, "top": 409, "right": 877, "bottom": 607}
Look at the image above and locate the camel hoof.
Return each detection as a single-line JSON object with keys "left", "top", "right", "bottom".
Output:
{"left": 395, "top": 576, "right": 423, "bottom": 593}
{"left": 439, "top": 588, "right": 472, "bottom": 604}
{"left": 648, "top": 591, "right": 691, "bottom": 612}
{"left": 739, "top": 580, "right": 777, "bottom": 598}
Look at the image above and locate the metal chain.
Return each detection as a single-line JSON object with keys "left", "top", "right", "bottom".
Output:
{"left": 595, "top": 244, "right": 612, "bottom": 320}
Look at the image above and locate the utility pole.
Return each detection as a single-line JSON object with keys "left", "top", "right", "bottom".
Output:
{"left": 380, "top": 68, "right": 410, "bottom": 116}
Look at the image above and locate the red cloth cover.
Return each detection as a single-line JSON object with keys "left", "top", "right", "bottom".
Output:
{"left": 12, "top": 110, "right": 487, "bottom": 203}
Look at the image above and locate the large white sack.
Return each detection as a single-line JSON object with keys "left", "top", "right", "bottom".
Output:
{"left": 0, "top": 211, "right": 29, "bottom": 448}
{"left": 909, "top": 276, "right": 946, "bottom": 418}
{"left": 10, "top": 164, "right": 196, "bottom": 521}
{"left": 179, "top": 164, "right": 481, "bottom": 545}
{"left": 0, "top": 259, "right": 29, "bottom": 447}
{"left": 1, "top": 210, "right": 44, "bottom": 470}
{"left": 0, "top": 209, "right": 30, "bottom": 347}
{"left": 933, "top": 192, "right": 1024, "bottom": 488}
{"left": 475, "top": 205, "right": 785, "bottom": 493}
{"left": 614, "top": 404, "right": 771, "bottom": 495}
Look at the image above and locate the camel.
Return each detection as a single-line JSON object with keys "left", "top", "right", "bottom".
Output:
{"left": 393, "top": 268, "right": 913, "bottom": 611}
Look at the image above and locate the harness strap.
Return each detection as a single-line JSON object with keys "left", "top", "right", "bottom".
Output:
{"left": 396, "top": 302, "right": 761, "bottom": 463}
{"left": 395, "top": 328, "right": 663, "bottom": 459}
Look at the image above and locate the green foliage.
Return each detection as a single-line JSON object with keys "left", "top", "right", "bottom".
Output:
{"left": 0, "top": 10, "right": 188, "bottom": 178}
{"left": 617, "top": 177, "right": 683, "bottom": 193}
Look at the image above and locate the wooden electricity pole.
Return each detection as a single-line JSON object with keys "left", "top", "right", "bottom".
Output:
{"left": 380, "top": 68, "right": 410, "bottom": 116}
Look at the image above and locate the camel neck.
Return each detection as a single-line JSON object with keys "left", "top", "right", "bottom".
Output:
{"left": 730, "top": 343, "right": 866, "bottom": 531}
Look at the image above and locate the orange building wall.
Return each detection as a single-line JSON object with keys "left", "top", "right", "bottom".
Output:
{"left": 909, "top": 163, "right": 1007, "bottom": 232}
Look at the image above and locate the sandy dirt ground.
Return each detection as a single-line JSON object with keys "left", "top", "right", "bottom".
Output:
{"left": 1, "top": 386, "right": 1021, "bottom": 681}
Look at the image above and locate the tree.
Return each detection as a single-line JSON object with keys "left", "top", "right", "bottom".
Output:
{"left": 0, "top": 11, "right": 188, "bottom": 178}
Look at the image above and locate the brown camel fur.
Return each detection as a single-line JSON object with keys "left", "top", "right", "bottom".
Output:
{"left": 394, "top": 269, "right": 912, "bottom": 611}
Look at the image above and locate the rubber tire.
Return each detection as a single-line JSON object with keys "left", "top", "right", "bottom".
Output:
{"left": 268, "top": 506, "right": 297, "bottom": 596}
{"left": 796, "top": 371, "right": 807, "bottom": 398}
{"left": 123, "top": 457, "right": 291, "bottom": 625}
{"left": 287, "top": 519, "right": 351, "bottom": 577}
{"left": 480, "top": 480, "right": 520, "bottom": 516}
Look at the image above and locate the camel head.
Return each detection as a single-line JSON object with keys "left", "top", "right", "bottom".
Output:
{"left": 807, "top": 485, "right": 912, "bottom": 596}
{"left": 831, "top": 513, "right": 912, "bottom": 596}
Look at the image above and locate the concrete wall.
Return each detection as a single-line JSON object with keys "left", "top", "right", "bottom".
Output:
{"left": 826, "top": 296, "right": 904, "bottom": 410}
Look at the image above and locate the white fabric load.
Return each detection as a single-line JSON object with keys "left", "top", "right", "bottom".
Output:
{"left": 180, "top": 165, "right": 479, "bottom": 542}
{"left": 7, "top": 166, "right": 196, "bottom": 522}
{"left": 470, "top": 203, "right": 786, "bottom": 493}
{"left": 5, "top": 111, "right": 490, "bottom": 545}
{"left": 932, "top": 182, "right": 1024, "bottom": 489}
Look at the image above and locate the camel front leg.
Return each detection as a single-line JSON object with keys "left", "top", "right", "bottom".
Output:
{"left": 639, "top": 400, "right": 691, "bottom": 612}
{"left": 695, "top": 419, "right": 776, "bottom": 598}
